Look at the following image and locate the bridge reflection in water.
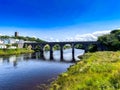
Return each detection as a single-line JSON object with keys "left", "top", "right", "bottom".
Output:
{"left": 24, "top": 41, "right": 106, "bottom": 62}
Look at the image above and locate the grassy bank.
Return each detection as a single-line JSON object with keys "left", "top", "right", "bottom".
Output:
{"left": 0, "top": 48, "right": 34, "bottom": 56}
{"left": 50, "top": 51, "right": 120, "bottom": 90}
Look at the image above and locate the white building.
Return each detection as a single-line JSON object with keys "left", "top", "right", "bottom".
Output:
{"left": 0, "top": 44, "right": 6, "bottom": 49}
{"left": 9, "top": 38, "right": 16, "bottom": 44}
{"left": 0, "top": 40, "right": 3, "bottom": 44}
{"left": 17, "top": 40, "right": 24, "bottom": 48}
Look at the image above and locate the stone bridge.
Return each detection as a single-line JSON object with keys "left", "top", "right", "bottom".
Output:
{"left": 24, "top": 41, "right": 105, "bottom": 61}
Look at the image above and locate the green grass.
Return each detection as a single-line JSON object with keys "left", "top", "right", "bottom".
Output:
{"left": 0, "top": 48, "right": 34, "bottom": 56}
{"left": 50, "top": 51, "right": 120, "bottom": 90}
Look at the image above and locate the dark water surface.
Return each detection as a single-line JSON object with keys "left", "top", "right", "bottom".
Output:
{"left": 0, "top": 49, "right": 84, "bottom": 90}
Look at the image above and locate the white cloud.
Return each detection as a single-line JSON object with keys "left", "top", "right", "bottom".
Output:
{"left": 48, "top": 30, "right": 111, "bottom": 42}
{"left": 92, "top": 30, "right": 111, "bottom": 37}
{"left": 74, "top": 34, "right": 97, "bottom": 41}
{"left": 72, "top": 30, "right": 111, "bottom": 41}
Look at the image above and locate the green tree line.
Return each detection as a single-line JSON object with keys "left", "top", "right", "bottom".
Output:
{"left": 98, "top": 29, "right": 120, "bottom": 51}
{"left": 0, "top": 35, "right": 45, "bottom": 42}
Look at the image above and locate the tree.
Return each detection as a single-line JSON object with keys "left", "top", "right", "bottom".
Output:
{"left": 12, "top": 43, "right": 18, "bottom": 48}
{"left": 110, "top": 29, "right": 120, "bottom": 34}
{"left": 0, "top": 35, "right": 45, "bottom": 42}
{"left": 6, "top": 44, "right": 11, "bottom": 49}
{"left": 98, "top": 30, "right": 120, "bottom": 51}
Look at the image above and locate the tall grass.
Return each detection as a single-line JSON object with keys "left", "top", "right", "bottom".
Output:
{"left": 0, "top": 48, "right": 34, "bottom": 56}
{"left": 50, "top": 51, "right": 120, "bottom": 90}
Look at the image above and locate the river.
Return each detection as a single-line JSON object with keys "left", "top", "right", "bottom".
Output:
{"left": 0, "top": 49, "right": 84, "bottom": 90}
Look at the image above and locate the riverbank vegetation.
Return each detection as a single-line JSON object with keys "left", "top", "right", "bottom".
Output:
{"left": 49, "top": 29, "right": 120, "bottom": 90}
{"left": 0, "top": 48, "right": 34, "bottom": 56}
{"left": 50, "top": 51, "right": 120, "bottom": 90}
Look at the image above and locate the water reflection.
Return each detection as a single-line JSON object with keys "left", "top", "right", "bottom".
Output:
{"left": 0, "top": 48, "right": 84, "bottom": 68}
{"left": 0, "top": 49, "right": 84, "bottom": 90}
{"left": 35, "top": 48, "right": 84, "bottom": 61}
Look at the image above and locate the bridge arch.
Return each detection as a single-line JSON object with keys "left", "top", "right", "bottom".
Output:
{"left": 34, "top": 44, "right": 44, "bottom": 58}
{"left": 63, "top": 44, "right": 72, "bottom": 50}
{"left": 24, "top": 44, "right": 34, "bottom": 50}
{"left": 88, "top": 44, "right": 98, "bottom": 52}
{"left": 74, "top": 43, "right": 84, "bottom": 49}
{"left": 62, "top": 44, "right": 72, "bottom": 61}
{"left": 42, "top": 44, "right": 50, "bottom": 60}
{"left": 53, "top": 44, "right": 61, "bottom": 51}
{"left": 52, "top": 44, "right": 61, "bottom": 60}
{"left": 74, "top": 43, "right": 85, "bottom": 60}
{"left": 34, "top": 45, "right": 41, "bottom": 52}
{"left": 43, "top": 44, "right": 50, "bottom": 51}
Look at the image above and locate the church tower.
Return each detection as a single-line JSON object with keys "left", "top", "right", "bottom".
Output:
{"left": 15, "top": 32, "right": 18, "bottom": 37}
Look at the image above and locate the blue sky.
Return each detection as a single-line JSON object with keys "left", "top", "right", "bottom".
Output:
{"left": 0, "top": 0, "right": 120, "bottom": 41}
